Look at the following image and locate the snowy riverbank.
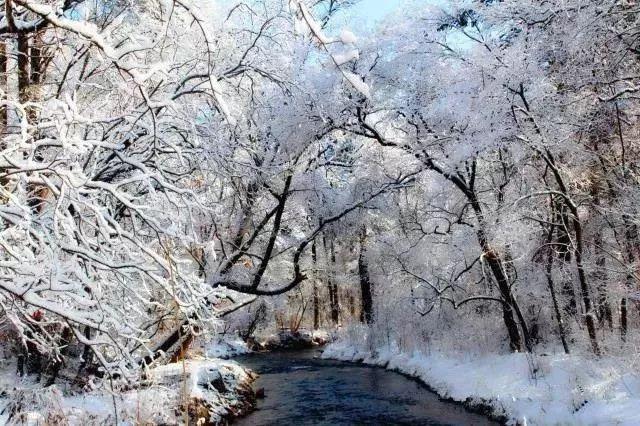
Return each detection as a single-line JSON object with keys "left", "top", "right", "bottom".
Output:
{"left": 322, "top": 341, "right": 640, "bottom": 425}
{"left": 0, "top": 330, "right": 332, "bottom": 425}
{"left": 0, "top": 357, "right": 256, "bottom": 425}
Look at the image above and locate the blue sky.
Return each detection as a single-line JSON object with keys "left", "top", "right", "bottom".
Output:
{"left": 322, "top": 0, "right": 406, "bottom": 32}
{"left": 330, "top": 0, "right": 443, "bottom": 31}
{"left": 352, "top": 0, "right": 401, "bottom": 22}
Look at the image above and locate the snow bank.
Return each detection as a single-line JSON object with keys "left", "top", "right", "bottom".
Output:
{"left": 204, "top": 335, "right": 251, "bottom": 359}
{"left": 0, "top": 358, "right": 256, "bottom": 425}
{"left": 322, "top": 341, "right": 640, "bottom": 425}
{"left": 262, "top": 329, "right": 332, "bottom": 350}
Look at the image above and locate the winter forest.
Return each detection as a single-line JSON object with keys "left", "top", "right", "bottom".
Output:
{"left": 0, "top": 0, "right": 640, "bottom": 424}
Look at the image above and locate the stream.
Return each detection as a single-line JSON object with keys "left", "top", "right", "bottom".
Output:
{"left": 234, "top": 349, "right": 499, "bottom": 425}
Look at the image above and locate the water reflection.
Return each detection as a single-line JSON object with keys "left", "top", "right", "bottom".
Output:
{"left": 235, "top": 349, "right": 498, "bottom": 426}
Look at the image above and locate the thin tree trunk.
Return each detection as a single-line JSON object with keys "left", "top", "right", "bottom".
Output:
{"left": 359, "top": 226, "right": 374, "bottom": 324}
{"left": 590, "top": 178, "right": 613, "bottom": 330}
{"left": 0, "top": 41, "right": 6, "bottom": 139}
{"left": 593, "top": 230, "right": 613, "bottom": 329}
{"left": 572, "top": 216, "right": 600, "bottom": 355}
{"left": 553, "top": 199, "right": 578, "bottom": 317}
{"left": 545, "top": 201, "right": 570, "bottom": 353}
{"left": 324, "top": 234, "right": 340, "bottom": 325}
{"left": 557, "top": 204, "right": 573, "bottom": 262}
{"left": 311, "top": 238, "right": 320, "bottom": 330}
{"left": 17, "top": 34, "right": 29, "bottom": 103}
{"left": 347, "top": 292, "right": 355, "bottom": 318}
{"left": 621, "top": 214, "right": 638, "bottom": 341}
{"left": 620, "top": 297, "right": 628, "bottom": 341}
{"left": 539, "top": 147, "right": 600, "bottom": 355}
{"left": 329, "top": 239, "right": 339, "bottom": 325}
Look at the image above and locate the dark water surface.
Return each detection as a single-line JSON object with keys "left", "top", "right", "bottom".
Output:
{"left": 234, "top": 349, "right": 498, "bottom": 426}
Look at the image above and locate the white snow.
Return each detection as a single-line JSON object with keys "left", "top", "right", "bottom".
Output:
{"left": 204, "top": 335, "right": 250, "bottom": 359}
{"left": 340, "top": 29, "right": 358, "bottom": 45}
{"left": 0, "top": 357, "right": 254, "bottom": 425}
{"left": 322, "top": 340, "right": 640, "bottom": 425}
{"left": 294, "top": 1, "right": 336, "bottom": 44}
{"left": 333, "top": 49, "right": 360, "bottom": 66}
{"left": 209, "top": 76, "right": 238, "bottom": 126}
{"left": 342, "top": 71, "right": 371, "bottom": 98}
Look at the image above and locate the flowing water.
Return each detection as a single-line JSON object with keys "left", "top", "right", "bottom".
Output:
{"left": 234, "top": 349, "right": 499, "bottom": 425}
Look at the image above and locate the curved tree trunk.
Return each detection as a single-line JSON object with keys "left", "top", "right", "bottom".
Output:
{"left": 471, "top": 195, "right": 531, "bottom": 352}
{"left": 482, "top": 246, "right": 530, "bottom": 351}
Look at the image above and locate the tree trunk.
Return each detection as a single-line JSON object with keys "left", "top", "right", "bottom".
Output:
{"left": 482, "top": 248, "right": 529, "bottom": 351}
{"left": 590, "top": 181, "right": 613, "bottom": 330}
{"left": 470, "top": 195, "right": 531, "bottom": 352}
{"left": 358, "top": 227, "right": 374, "bottom": 324}
{"left": 540, "top": 148, "right": 599, "bottom": 355}
{"left": 593, "top": 230, "right": 613, "bottom": 329}
{"left": 17, "top": 34, "right": 29, "bottom": 103}
{"left": 556, "top": 204, "right": 573, "bottom": 262}
{"left": 552, "top": 200, "right": 578, "bottom": 317}
{"left": 324, "top": 234, "right": 340, "bottom": 325}
{"left": 311, "top": 238, "right": 320, "bottom": 330}
{"left": 348, "top": 292, "right": 355, "bottom": 318}
{"left": 621, "top": 214, "right": 638, "bottom": 341}
{"left": 621, "top": 297, "right": 628, "bottom": 341}
{"left": 571, "top": 217, "right": 600, "bottom": 355}
{"left": 545, "top": 202, "right": 570, "bottom": 353}
{"left": 0, "top": 41, "right": 6, "bottom": 139}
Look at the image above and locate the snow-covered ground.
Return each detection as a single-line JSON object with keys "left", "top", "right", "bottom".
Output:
{"left": 261, "top": 329, "right": 331, "bottom": 350}
{"left": 322, "top": 340, "right": 640, "bottom": 425}
{"left": 203, "top": 335, "right": 251, "bottom": 359}
{"left": 0, "top": 357, "right": 255, "bottom": 425}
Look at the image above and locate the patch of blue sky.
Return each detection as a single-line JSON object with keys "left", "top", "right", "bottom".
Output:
{"left": 340, "top": 0, "right": 401, "bottom": 25}
{"left": 319, "top": 0, "right": 402, "bottom": 32}
{"left": 323, "top": 0, "right": 451, "bottom": 34}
